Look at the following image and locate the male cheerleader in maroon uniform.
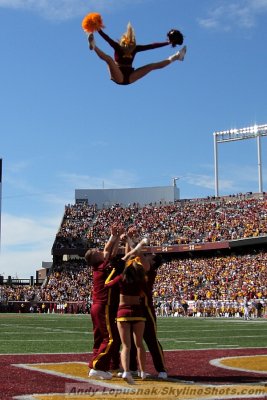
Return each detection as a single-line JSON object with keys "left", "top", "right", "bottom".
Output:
{"left": 143, "top": 253, "right": 168, "bottom": 378}
{"left": 85, "top": 224, "right": 124, "bottom": 380}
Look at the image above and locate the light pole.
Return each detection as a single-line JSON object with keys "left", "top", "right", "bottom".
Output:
{"left": 213, "top": 124, "right": 267, "bottom": 197}
{"left": 172, "top": 177, "right": 179, "bottom": 187}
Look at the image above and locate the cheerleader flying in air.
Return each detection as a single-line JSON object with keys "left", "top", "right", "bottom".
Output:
{"left": 82, "top": 13, "right": 187, "bottom": 85}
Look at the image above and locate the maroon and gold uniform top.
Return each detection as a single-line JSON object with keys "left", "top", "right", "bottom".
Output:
{"left": 105, "top": 271, "right": 146, "bottom": 321}
{"left": 92, "top": 260, "right": 111, "bottom": 304}
{"left": 98, "top": 30, "right": 169, "bottom": 68}
{"left": 105, "top": 273, "right": 145, "bottom": 296}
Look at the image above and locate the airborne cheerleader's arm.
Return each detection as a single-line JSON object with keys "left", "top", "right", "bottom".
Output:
{"left": 135, "top": 29, "right": 184, "bottom": 53}
{"left": 135, "top": 41, "right": 170, "bottom": 53}
{"left": 98, "top": 29, "right": 121, "bottom": 51}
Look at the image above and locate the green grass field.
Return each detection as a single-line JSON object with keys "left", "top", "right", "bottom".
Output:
{"left": 0, "top": 314, "right": 266, "bottom": 354}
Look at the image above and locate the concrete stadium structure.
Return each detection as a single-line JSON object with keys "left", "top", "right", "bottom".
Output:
{"left": 75, "top": 185, "right": 180, "bottom": 208}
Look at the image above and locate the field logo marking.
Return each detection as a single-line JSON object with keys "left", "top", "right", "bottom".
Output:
{"left": 210, "top": 355, "right": 267, "bottom": 374}
{"left": 13, "top": 361, "right": 267, "bottom": 399}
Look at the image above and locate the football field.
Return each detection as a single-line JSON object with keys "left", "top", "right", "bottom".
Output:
{"left": 0, "top": 314, "right": 266, "bottom": 400}
{"left": 0, "top": 313, "right": 267, "bottom": 353}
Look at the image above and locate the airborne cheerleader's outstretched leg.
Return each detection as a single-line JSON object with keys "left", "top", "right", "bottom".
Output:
{"left": 88, "top": 34, "right": 124, "bottom": 84}
{"left": 128, "top": 46, "right": 187, "bottom": 84}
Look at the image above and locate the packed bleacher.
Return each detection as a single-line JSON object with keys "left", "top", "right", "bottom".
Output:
{"left": 153, "top": 249, "right": 267, "bottom": 301}
{"left": 1, "top": 193, "right": 266, "bottom": 316}
{"left": 53, "top": 203, "right": 98, "bottom": 250}
{"left": 53, "top": 193, "right": 267, "bottom": 250}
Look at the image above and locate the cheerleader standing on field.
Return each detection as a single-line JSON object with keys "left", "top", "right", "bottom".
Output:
{"left": 105, "top": 237, "right": 150, "bottom": 384}
{"left": 82, "top": 13, "right": 187, "bottom": 85}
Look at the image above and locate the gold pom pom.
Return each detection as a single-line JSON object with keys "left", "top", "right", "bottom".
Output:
{"left": 82, "top": 12, "right": 104, "bottom": 33}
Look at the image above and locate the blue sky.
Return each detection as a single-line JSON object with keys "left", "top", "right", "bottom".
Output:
{"left": 1, "top": 0, "right": 267, "bottom": 279}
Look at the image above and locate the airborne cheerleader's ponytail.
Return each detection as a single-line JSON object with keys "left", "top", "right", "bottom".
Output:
{"left": 120, "top": 22, "right": 136, "bottom": 47}
{"left": 82, "top": 12, "right": 105, "bottom": 33}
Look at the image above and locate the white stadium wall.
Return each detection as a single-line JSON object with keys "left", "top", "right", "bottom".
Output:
{"left": 75, "top": 186, "right": 180, "bottom": 208}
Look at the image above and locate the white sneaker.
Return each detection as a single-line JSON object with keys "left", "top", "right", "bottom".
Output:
{"left": 140, "top": 371, "right": 147, "bottom": 380}
{"left": 89, "top": 369, "right": 112, "bottom": 380}
{"left": 88, "top": 33, "right": 95, "bottom": 50}
{"left": 158, "top": 371, "right": 168, "bottom": 379}
{"left": 169, "top": 45, "right": 187, "bottom": 62}
{"left": 122, "top": 371, "right": 135, "bottom": 384}
{"left": 178, "top": 45, "right": 187, "bottom": 60}
{"left": 110, "top": 369, "right": 123, "bottom": 377}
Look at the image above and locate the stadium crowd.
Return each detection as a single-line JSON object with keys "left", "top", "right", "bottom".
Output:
{"left": 153, "top": 250, "right": 267, "bottom": 301}
{"left": 53, "top": 194, "right": 267, "bottom": 250}
{"left": 1, "top": 249, "right": 266, "bottom": 317}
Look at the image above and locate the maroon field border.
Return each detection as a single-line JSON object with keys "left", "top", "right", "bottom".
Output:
{"left": 0, "top": 348, "right": 266, "bottom": 399}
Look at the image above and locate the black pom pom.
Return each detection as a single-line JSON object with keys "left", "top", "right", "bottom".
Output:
{"left": 167, "top": 29, "right": 184, "bottom": 47}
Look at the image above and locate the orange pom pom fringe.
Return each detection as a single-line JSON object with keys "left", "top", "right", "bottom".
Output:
{"left": 82, "top": 12, "right": 104, "bottom": 33}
